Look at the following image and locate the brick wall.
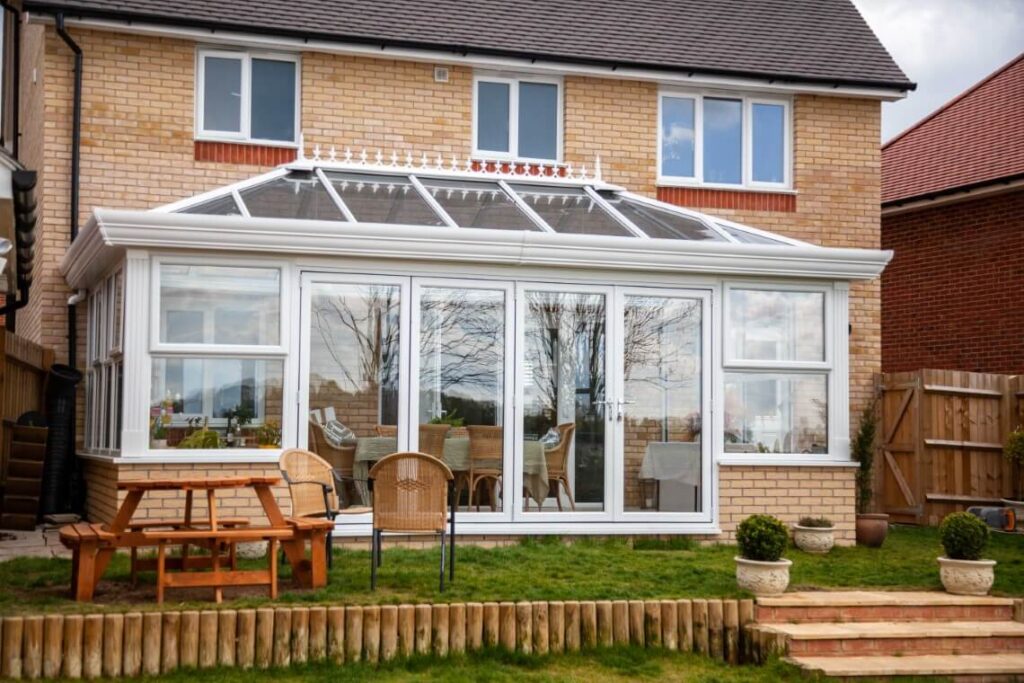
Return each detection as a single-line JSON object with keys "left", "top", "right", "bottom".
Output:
{"left": 882, "top": 190, "right": 1024, "bottom": 374}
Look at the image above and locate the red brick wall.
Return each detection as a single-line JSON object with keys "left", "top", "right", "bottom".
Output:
{"left": 881, "top": 189, "right": 1024, "bottom": 374}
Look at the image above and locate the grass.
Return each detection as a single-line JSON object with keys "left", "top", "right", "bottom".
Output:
{"left": 1, "top": 525, "right": 1022, "bottom": 615}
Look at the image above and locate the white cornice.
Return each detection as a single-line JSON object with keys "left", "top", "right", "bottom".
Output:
{"left": 34, "top": 15, "right": 909, "bottom": 102}
{"left": 61, "top": 209, "right": 892, "bottom": 289}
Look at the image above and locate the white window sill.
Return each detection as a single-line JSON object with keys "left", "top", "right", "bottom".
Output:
{"left": 194, "top": 136, "right": 299, "bottom": 149}
{"left": 656, "top": 178, "right": 797, "bottom": 194}
{"left": 718, "top": 455, "right": 857, "bottom": 468}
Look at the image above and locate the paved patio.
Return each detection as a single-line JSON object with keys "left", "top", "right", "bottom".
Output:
{"left": 0, "top": 526, "right": 72, "bottom": 561}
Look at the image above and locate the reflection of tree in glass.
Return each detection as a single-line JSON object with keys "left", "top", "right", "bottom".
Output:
{"left": 419, "top": 290, "right": 504, "bottom": 400}
{"left": 623, "top": 298, "right": 700, "bottom": 388}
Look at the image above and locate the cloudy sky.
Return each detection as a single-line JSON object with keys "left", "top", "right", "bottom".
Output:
{"left": 852, "top": 0, "right": 1024, "bottom": 141}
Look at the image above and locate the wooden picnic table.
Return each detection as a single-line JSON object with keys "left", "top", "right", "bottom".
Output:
{"left": 61, "top": 475, "right": 333, "bottom": 602}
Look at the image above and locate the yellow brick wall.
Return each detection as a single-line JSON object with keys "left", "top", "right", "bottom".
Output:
{"left": 22, "top": 26, "right": 878, "bottom": 534}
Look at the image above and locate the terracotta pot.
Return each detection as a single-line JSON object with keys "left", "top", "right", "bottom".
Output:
{"left": 793, "top": 524, "right": 835, "bottom": 554}
{"left": 938, "top": 557, "right": 996, "bottom": 596}
{"left": 735, "top": 557, "right": 791, "bottom": 596}
{"left": 855, "top": 513, "right": 889, "bottom": 547}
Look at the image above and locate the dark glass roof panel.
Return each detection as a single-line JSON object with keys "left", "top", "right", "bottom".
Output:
{"left": 508, "top": 184, "right": 631, "bottom": 237}
{"left": 325, "top": 172, "right": 444, "bottom": 226}
{"left": 717, "top": 222, "right": 786, "bottom": 245}
{"left": 601, "top": 193, "right": 724, "bottom": 241}
{"left": 180, "top": 194, "right": 242, "bottom": 216}
{"left": 420, "top": 178, "right": 539, "bottom": 231}
{"left": 239, "top": 173, "right": 346, "bottom": 221}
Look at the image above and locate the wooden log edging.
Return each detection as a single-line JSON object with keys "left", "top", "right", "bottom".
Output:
{"left": 0, "top": 598, "right": 757, "bottom": 679}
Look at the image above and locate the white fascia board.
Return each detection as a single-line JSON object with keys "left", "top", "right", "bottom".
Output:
{"left": 61, "top": 209, "right": 893, "bottom": 288}
{"left": 42, "top": 16, "right": 910, "bottom": 102}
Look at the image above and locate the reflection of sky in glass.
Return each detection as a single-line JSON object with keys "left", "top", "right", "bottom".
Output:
{"left": 477, "top": 81, "right": 510, "bottom": 153}
{"left": 703, "top": 98, "right": 742, "bottom": 184}
{"left": 724, "top": 373, "right": 827, "bottom": 454}
{"left": 752, "top": 103, "right": 785, "bottom": 183}
{"left": 728, "top": 289, "right": 824, "bottom": 362}
{"left": 518, "top": 82, "right": 558, "bottom": 160}
{"left": 661, "top": 97, "right": 695, "bottom": 178}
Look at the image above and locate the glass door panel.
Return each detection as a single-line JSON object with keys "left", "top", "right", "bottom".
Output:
{"left": 416, "top": 285, "right": 509, "bottom": 513}
{"left": 519, "top": 289, "right": 608, "bottom": 514}
{"left": 304, "top": 280, "right": 403, "bottom": 511}
{"left": 620, "top": 293, "right": 705, "bottom": 514}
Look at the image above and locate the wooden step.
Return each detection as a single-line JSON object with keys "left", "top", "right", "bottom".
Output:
{"left": 757, "top": 591, "right": 1015, "bottom": 623}
{"left": 760, "top": 620, "right": 1024, "bottom": 656}
{"left": 786, "top": 653, "right": 1024, "bottom": 679}
{"left": 3, "top": 476, "right": 42, "bottom": 496}
{"left": 2, "top": 495, "right": 41, "bottom": 514}
{"left": 0, "top": 513, "right": 38, "bottom": 530}
{"left": 5, "top": 460, "right": 43, "bottom": 479}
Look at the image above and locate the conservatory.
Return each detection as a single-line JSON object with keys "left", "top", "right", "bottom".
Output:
{"left": 62, "top": 149, "right": 891, "bottom": 535}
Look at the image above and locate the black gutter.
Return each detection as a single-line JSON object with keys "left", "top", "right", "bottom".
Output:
{"left": 21, "top": 4, "right": 917, "bottom": 93}
{"left": 54, "top": 12, "right": 81, "bottom": 370}
{"left": 0, "top": 1, "right": 21, "bottom": 157}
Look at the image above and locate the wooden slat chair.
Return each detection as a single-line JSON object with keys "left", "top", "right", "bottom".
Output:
{"left": 465, "top": 425, "right": 503, "bottom": 511}
{"left": 368, "top": 452, "right": 455, "bottom": 591}
{"left": 542, "top": 423, "right": 577, "bottom": 511}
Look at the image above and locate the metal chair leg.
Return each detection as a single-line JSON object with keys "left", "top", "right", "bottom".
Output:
{"left": 439, "top": 530, "right": 446, "bottom": 593}
{"left": 376, "top": 532, "right": 383, "bottom": 568}
{"left": 326, "top": 530, "right": 333, "bottom": 570}
{"left": 370, "top": 530, "right": 377, "bottom": 591}
{"left": 449, "top": 491, "right": 456, "bottom": 583}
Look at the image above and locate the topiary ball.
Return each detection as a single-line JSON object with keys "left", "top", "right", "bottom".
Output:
{"left": 939, "top": 512, "right": 990, "bottom": 561}
{"left": 736, "top": 514, "right": 789, "bottom": 562}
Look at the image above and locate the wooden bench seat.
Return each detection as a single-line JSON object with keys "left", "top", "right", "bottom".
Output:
{"left": 127, "top": 517, "right": 251, "bottom": 530}
{"left": 142, "top": 527, "right": 294, "bottom": 542}
{"left": 126, "top": 518, "right": 253, "bottom": 583}
{"left": 59, "top": 523, "right": 117, "bottom": 601}
{"left": 58, "top": 522, "right": 116, "bottom": 547}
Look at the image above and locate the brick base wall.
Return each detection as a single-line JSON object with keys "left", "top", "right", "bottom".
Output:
{"left": 881, "top": 189, "right": 1024, "bottom": 374}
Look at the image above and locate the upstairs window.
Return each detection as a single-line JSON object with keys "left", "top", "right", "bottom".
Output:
{"left": 197, "top": 49, "right": 299, "bottom": 145}
{"left": 474, "top": 75, "right": 561, "bottom": 162}
{"left": 659, "top": 93, "right": 790, "bottom": 189}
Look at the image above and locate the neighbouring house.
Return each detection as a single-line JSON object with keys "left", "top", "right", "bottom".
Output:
{"left": 1, "top": 0, "right": 911, "bottom": 542}
{"left": 882, "top": 53, "right": 1024, "bottom": 375}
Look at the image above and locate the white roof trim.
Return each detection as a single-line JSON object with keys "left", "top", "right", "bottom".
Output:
{"left": 62, "top": 208, "right": 893, "bottom": 289}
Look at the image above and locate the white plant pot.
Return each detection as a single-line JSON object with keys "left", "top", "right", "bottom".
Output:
{"left": 937, "top": 557, "right": 996, "bottom": 596}
{"left": 153, "top": 439, "right": 168, "bottom": 449}
{"left": 735, "top": 556, "right": 792, "bottom": 596}
{"left": 793, "top": 525, "right": 835, "bottom": 554}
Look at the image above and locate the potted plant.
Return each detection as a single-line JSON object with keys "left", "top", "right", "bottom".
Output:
{"left": 735, "top": 514, "right": 792, "bottom": 596}
{"left": 853, "top": 401, "right": 888, "bottom": 547}
{"left": 937, "top": 511, "right": 995, "bottom": 596}
{"left": 178, "top": 418, "right": 221, "bottom": 449}
{"left": 793, "top": 516, "right": 835, "bottom": 554}
{"left": 1001, "top": 426, "right": 1024, "bottom": 513}
{"left": 256, "top": 421, "right": 282, "bottom": 449}
{"left": 150, "top": 419, "right": 168, "bottom": 449}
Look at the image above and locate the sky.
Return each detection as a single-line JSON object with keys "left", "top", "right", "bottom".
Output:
{"left": 852, "top": 0, "right": 1024, "bottom": 142}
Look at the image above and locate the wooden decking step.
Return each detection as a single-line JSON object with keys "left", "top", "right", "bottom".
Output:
{"left": 758, "top": 591, "right": 1015, "bottom": 608}
{"left": 786, "top": 653, "right": 1024, "bottom": 678}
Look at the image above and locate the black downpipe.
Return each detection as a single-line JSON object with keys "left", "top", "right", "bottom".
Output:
{"left": 55, "top": 14, "right": 81, "bottom": 370}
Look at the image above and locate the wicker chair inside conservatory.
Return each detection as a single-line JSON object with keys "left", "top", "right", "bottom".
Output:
{"left": 465, "top": 425, "right": 503, "bottom": 511}
{"left": 367, "top": 452, "right": 455, "bottom": 591}
{"left": 543, "top": 423, "right": 577, "bottom": 511}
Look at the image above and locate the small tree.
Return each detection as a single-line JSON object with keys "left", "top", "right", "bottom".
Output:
{"left": 852, "top": 400, "right": 878, "bottom": 514}
{"left": 939, "top": 512, "right": 989, "bottom": 561}
{"left": 1004, "top": 426, "right": 1024, "bottom": 501}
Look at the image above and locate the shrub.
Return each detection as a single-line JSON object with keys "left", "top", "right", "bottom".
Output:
{"left": 797, "top": 516, "right": 833, "bottom": 528}
{"left": 852, "top": 401, "right": 878, "bottom": 514}
{"left": 939, "top": 512, "right": 990, "bottom": 561}
{"left": 1005, "top": 426, "right": 1024, "bottom": 500}
{"left": 736, "top": 514, "right": 788, "bottom": 562}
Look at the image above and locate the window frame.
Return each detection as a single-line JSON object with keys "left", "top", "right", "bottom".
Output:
{"left": 84, "top": 267, "right": 124, "bottom": 455}
{"left": 195, "top": 48, "right": 301, "bottom": 147}
{"left": 472, "top": 72, "right": 564, "bottom": 164}
{"left": 657, "top": 91, "right": 792, "bottom": 191}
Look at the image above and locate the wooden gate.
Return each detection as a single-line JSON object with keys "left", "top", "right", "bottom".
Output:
{"left": 877, "top": 369, "right": 1022, "bottom": 525}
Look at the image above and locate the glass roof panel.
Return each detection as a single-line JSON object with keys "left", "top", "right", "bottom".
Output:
{"left": 325, "top": 172, "right": 444, "bottom": 226}
{"left": 600, "top": 193, "right": 724, "bottom": 241}
{"left": 419, "top": 178, "right": 540, "bottom": 231}
{"left": 239, "top": 173, "right": 346, "bottom": 221}
{"left": 180, "top": 193, "right": 242, "bottom": 216}
{"left": 508, "top": 184, "right": 632, "bottom": 237}
{"left": 717, "top": 222, "right": 787, "bottom": 245}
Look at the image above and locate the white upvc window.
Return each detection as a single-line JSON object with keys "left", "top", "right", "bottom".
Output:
{"left": 721, "top": 283, "right": 834, "bottom": 459}
{"left": 85, "top": 268, "right": 124, "bottom": 454}
{"left": 658, "top": 92, "right": 791, "bottom": 190}
{"left": 195, "top": 48, "right": 300, "bottom": 145}
{"left": 148, "top": 258, "right": 289, "bottom": 450}
{"left": 473, "top": 73, "right": 563, "bottom": 163}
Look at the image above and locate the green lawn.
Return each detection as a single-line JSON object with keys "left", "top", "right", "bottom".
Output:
{"left": 2, "top": 525, "right": 1022, "bottom": 615}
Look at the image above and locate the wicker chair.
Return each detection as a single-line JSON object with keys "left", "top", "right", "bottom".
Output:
{"left": 279, "top": 448, "right": 341, "bottom": 567}
{"left": 465, "top": 425, "right": 503, "bottom": 511}
{"left": 417, "top": 424, "right": 450, "bottom": 458}
{"left": 543, "top": 423, "right": 577, "bottom": 511}
{"left": 374, "top": 424, "right": 398, "bottom": 437}
{"left": 368, "top": 452, "right": 455, "bottom": 591}
{"left": 308, "top": 421, "right": 359, "bottom": 506}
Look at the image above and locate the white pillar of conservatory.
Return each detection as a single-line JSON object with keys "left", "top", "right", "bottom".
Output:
{"left": 830, "top": 281, "right": 851, "bottom": 460}
{"left": 119, "top": 249, "right": 152, "bottom": 455}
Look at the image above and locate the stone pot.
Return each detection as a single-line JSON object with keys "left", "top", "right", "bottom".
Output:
{"left": 793, "top": 524, "right": 835, "bottom": 554}
{"left": 735, "top": 556, "right": 792, "bottom": 596}
{"left": 855, "top": 513, "right": 889, "bottom": 548}
{"left": 152, "top": 439, "right": 168, "bottom": 449}
{"left": 938, "top": 557, "right": 996, "bottom": 596}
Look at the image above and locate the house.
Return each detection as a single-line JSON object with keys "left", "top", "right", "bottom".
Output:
{"left": 1, "top": 0, "right": 911, "bottom": 542}
{"left": 882, "top": 53, "right": 1024, "bottom": 375}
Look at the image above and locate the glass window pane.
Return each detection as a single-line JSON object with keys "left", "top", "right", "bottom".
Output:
{"left": 623, "top": 295, "right": 703, "bottom": 512}
{"left": 419, "top": 287, "right": 506, "bottom": 512}
{"left": 250, "top": 58, "right": 296, "bottom": 142}
{"left": 202, "top": 56, "right": 242, "bottom": 133}
{"left": 518, "top": 82, "right": 558, "bottom": 160}
{"left": 180, "top": 194, "right": 243, "bottom": 216}
{"left": 240, "top": 174, "right": 345, "bottom": 221}
{"left": 703, "top": 98, "right": 742, "bottom": 184}
{"left": 752, "top": 103, "right": 785, "bottom": 183}
{"left": 509, "top": 184, "right": 632, "bottom": 237}
{"left": 661, "top": 97, "right": 695, "bottom": 178}
{"left": 728, "top": 289, "right": 825, "bottom": 362}
{"left": 522, "top": 290, "right": 606, "bottom": 513}
{"left": 150, "top": 358, "right": 284, "bottom": 449}
{"left": 600, "top": 193, "right": 724, "bottom": 241}
{"left": 477, "top": 81, "right": 510, "bottom": 153}
{"left": 724, "top": 373, "right": 828, "bottom": 454}
{"left": 420, "top": 178, "right": 539, "bottom": 231}
{"left": 717, "top": 222, "right": 785, "bottom": 245}
{"left": 326, "top": 172, "right": 444, "bottom": 226}
{"left": 307, "top": 282, "right": 402, "bottom": 510}
{"left": 159, "top": 264, "right": 281, "bottom": 346}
